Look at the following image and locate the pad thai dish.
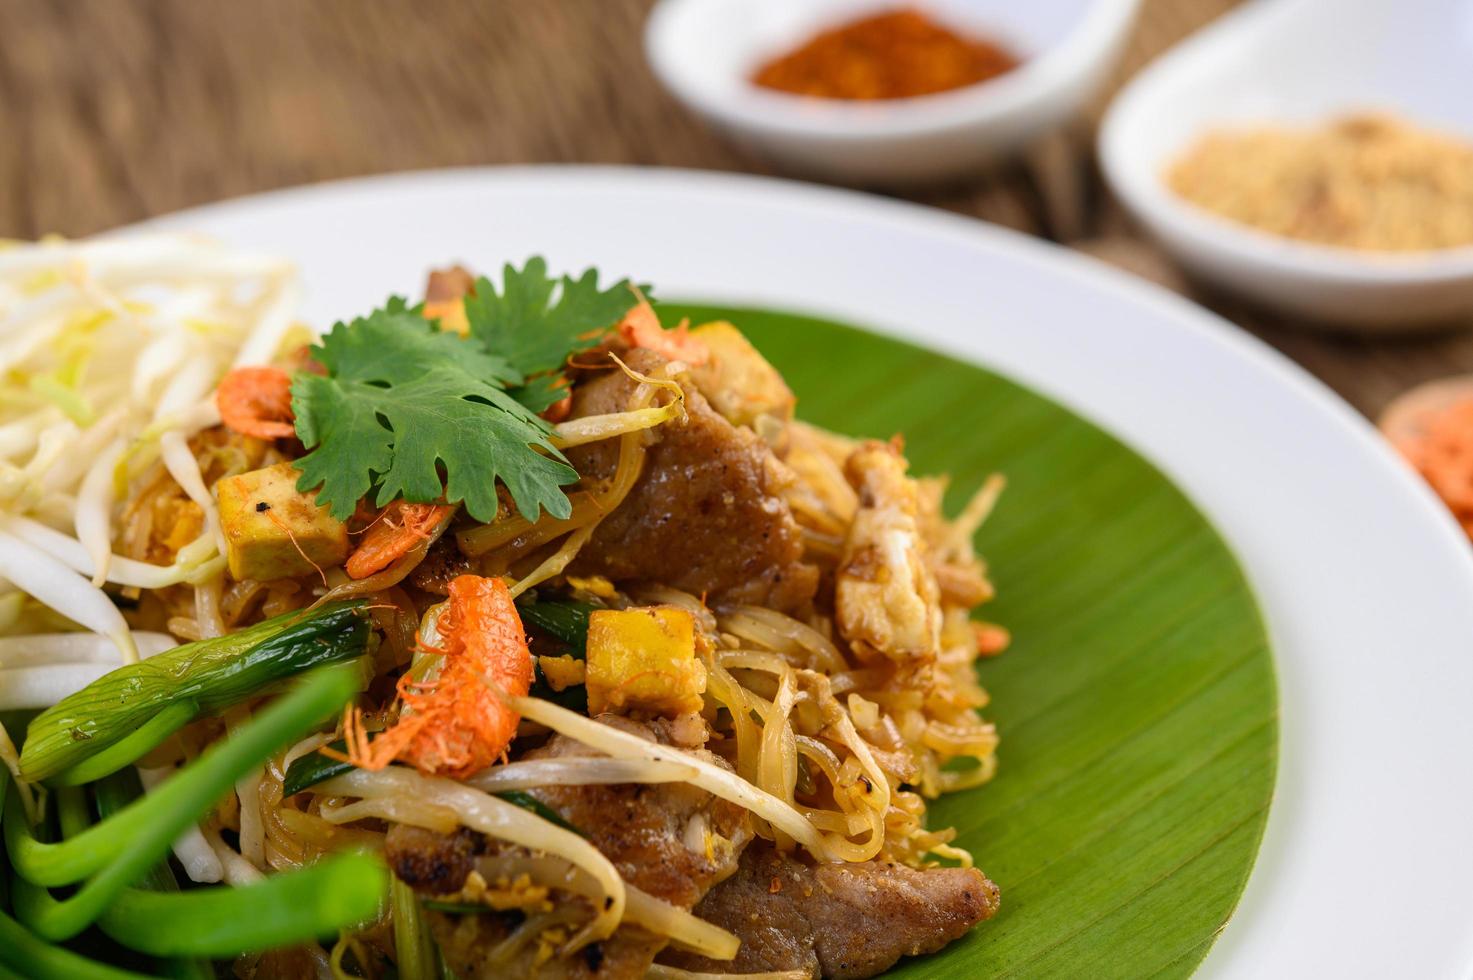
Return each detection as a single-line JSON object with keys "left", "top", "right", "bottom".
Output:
{"left": 0, "top": 238, "right": 1009, "bottom": 979}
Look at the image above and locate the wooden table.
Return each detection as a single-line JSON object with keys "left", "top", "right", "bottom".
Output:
{"left": 1, "top": 0, "right": 1467, "bottom": 419}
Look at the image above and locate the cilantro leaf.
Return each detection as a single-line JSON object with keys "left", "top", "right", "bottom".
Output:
{"left": 312, "top": 298, "right": 520, "bottom": 388}
{"left": 291, "top": 305, "right": 577, "bottom": 523}
{"left": 508, "top": 373, "right": 571, "bottom": 415}
{"left": 291, "top": 260, "right": 638, "bottom": 525}
{"left": 464, "top": 257, "right": 643, "bottom": 377}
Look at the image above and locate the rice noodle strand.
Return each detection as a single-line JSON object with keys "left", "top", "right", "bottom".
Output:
{"left": 511, "top": 695, "right": 835, "bottom": 860}
{"left": 318, "top": 767, "right": 625, "bottom": 951}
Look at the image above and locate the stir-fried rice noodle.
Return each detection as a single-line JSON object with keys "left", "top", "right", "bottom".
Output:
{"left": 0, "top": 242, "right": 1009, "bottom": 975}
{"left": 319, "top": 767, "right": 627, "bottom": 952}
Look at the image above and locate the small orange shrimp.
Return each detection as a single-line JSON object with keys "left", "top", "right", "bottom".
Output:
{"left": 973, "top": 622, "right": 1011, "bottom": 657}
{"left": 618, "top": 300, "right": 709, "bottom": 367}
{"left": 345, "top": 500, "right": 456, "bottom": 579}
{"left": 345, "top": 574, "right": 533, "bottom": 778}
{"left": 1382, "top": 377, "right": 1473, "bottom": 539}
{"left": 216, "top": 366, "right": 296, "bottom": 440}
{"left": 542, "top": 393, "right": 573, "bottom": 423}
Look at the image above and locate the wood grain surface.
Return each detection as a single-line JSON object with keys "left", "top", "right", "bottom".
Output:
{"left": 0, "top": 0, "right": 1467, "bottom": 418}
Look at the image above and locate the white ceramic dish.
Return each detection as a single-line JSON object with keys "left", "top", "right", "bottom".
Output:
{"left": 141, "top": 167, "right": 1473, "bottom": 977}
{"left": 646, "top": 0, "right": 1140, "bottom": 184}
{"left": 1100, "top": 0, "right": 1473, "bottom": 330}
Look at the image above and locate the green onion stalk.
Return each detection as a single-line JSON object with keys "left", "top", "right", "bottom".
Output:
{"left": 0, "top": 770, "right": 151, "bottom": 980}
{"left": 518, "top": 595, "right": 593, "bottom": 712}
{"left": 11, "top": 851, "right": 385, "bottom": 958}
{"left": 19, "top": 599, "right": 372, "bottom": 785}
{"left": 4, "top": 664, "right": 382, "bottom": 944}
{"left": 392, "top": 875, "right": 440, "bottom": 980}
{"left": 92, "top": 769, "right": 213, "bottom": 979}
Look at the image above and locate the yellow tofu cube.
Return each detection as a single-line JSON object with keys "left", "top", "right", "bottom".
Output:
{"left": 586, "top": 606, "right": 707, "bottom": 716}
{"left": 423, "top": 298, "right": 469, "bottom": 335}
{"left": 689, "top": 321, "right": 796, "bottom": 428}
{"left": 217, "top": 462, "right": 350, "bottom": 581}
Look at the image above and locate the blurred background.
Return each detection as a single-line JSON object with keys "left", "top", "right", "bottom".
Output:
{"left": 0, "top": 0, "right": 1467, "bottom": 420}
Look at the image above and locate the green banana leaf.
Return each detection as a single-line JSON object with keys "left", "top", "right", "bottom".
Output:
{"left": 664, "top": 303, "right": 1278, "bottom": 980}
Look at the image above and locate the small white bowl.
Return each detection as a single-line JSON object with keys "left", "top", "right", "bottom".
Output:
{"left": 1100, "top": 0, "right": 1473, "bottom": 331}
{"left": 646, "top": 0, "right": 1141, "bottom": 185}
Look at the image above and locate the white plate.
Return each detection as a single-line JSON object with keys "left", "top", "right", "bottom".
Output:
{"left": 142, "top": 168, "right": 1473, "bottom": 978}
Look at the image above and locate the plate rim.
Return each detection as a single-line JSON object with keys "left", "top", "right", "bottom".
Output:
{"left": 135, "top": 164, "right": 1473, "bottom": 978}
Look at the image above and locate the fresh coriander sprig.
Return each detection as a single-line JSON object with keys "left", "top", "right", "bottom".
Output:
{"left": 464, "top": 257, "right": 644, "bottom": 377}
{"left": 291, "top": 258, "right": 643, "bottom": 524}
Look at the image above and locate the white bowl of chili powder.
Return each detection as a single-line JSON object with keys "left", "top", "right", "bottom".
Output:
{"left": 646, "top": 0, "right": 1142, "bottom": 185}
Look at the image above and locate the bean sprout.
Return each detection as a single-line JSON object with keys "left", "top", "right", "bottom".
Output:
{"left": 137, "top": 764, "right": 225, "bottom": 883}
{"left": 0, "top": 235, "right": 300, "bottom": 666}
{"left": 75, "top": 439, "right": 126, "bottom": 586}
{"left": 0, "top": 528, "right": 136, "bottom": 662}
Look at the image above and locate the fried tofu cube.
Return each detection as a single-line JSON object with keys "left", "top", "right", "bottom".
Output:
{"left": 422, "top": 298, "right": 469, "bottom": 335}
{"left": 422, "top": 266, "right": 473, "bottom": 335}
{"left": 585, "top": 606, "right": 707, "bottom": 716}
{"left": 217, "top": 462, "right": 349, "bottom": 581}
{"left": 688, "top": 321, "right": 796, "bottom": 428}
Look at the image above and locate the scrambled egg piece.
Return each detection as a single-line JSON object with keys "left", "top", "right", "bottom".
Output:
{"left": 835, "top": 440, "right": 942, "bottom": 662}
{"left": 536, "top": 654, "right": 586, "bottom": 692}
{"left": 443, "top": 871, "right": 553, "bottom": 913}
{"left": 688, "top": 321, "right": 796, "bottom": 429}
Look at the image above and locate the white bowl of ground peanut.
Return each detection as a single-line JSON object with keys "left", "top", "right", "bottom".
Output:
{"left": 1099, "top": 0, "right": 1473, "bottom": 331}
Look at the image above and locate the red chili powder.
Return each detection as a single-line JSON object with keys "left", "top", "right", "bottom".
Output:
{"left": 752, "top": 8, "right": 1020, "bottom": 101}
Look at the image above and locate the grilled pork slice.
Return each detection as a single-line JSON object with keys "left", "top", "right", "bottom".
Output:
{"left": 384, "top": 718, "right": 752, "bottom": 979}
{"left": 565, "top": 348, "right": 819, "bottom": 613}
{"left": 521, "top": 715, "right": 751, "bottom": 911}
{"left": 660, "top": 841, "right": 1000, "bottom": 980}
{"left": 409, "top": 533, "right": 477, "bottom": 595}
{"left": 417, "top": 911, "right": 662, "bottom": 980}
